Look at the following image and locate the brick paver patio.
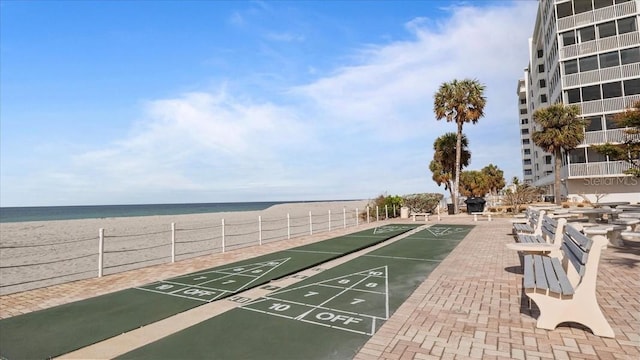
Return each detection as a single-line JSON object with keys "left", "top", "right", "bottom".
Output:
{"left": 1, "top": 216, "right": 638, "bottom": 359}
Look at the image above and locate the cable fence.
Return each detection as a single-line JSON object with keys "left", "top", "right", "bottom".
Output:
{"left": 0, "top": 205, "right": 380, "bottom": 295}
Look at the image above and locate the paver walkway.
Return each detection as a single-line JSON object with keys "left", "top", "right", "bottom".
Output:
{"left": 1, "top": 215, "right": 638, "bottom": 359}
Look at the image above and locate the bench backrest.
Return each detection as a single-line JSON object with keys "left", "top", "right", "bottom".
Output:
{"left": 529, "top": 209, "right": 545, "bottom": 235}
{"left": 561, "top": 225, "right": 608, "bottom": 293}
{"left": 540, "top": 215, "right": 566, "bottom": 245}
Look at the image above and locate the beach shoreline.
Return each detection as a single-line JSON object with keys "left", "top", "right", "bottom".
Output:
{"left": 0, "top": 200, "right": 371, "bottom": 295}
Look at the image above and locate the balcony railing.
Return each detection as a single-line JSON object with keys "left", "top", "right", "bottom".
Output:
{"left": 533, "top": 160, "right": 633, "bottom": 186}
{"left": 582, "top": 128, "right": 639, "bottom": 145}
{"left": 579, "top": 94, "right": 640, "bottom": 116}
{"left": 561, "top": 63, "right": 640, "bottom": 88}
{"left": 557, "top": 1, "right": 638, "bottom": 32}
{"left": 559, "top": 31, "right": 640, "bottom": 60}
{"left": 568, "top": 161, "right": 633, "bottom": 177}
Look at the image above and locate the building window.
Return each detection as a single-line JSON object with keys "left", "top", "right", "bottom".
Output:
{"left": 545, "top": 155, "right": 552, "bottom": 165}
{"left": 522, "top": 128, "right": 530, "bottom": 135}
{"left": 540, "top": 94, "right": 548, "bottom": 103}
{"left": 598, "top": 21, "right": 617, "bottom": 38}
{"left": 605, "top": 114, "right": 623, "bottom": 129}
{"left": 521, "top": 118, "right": 529, "bottom": 125}
{"left": 520, "top": 98, "right": 526, "bottom": 105}
{"left": 520, "top": 108, "right": 528, "bottom": 115}
{"left": 621, "top": 47, "right": 640, "bottom": 64}
{"left": 539, "top": 79, "right": 546, "bottom": 88}
{"left": 574, "top": 0, "right": 593, "bottom": 13}
{"left": 556, "top": 2, "right": 572, "bottom": 18}
{"left": 624, "top": 78, "right": 640, "bottom": 95}
{"left": 523, "top": 139, "right": 530, "bottom": 145}
{"left": 524, "top": 149, "right": 531, "bottom": 155}
{"left": 562, "top": 31, "right": 576, "bottom": 46}
{"left": 524, "top": 159, "right": 532, "bottom": 165}
{"left": 585, "top": 116, "right": 603, "bottom": 131}
{"left": 587, "top": 148, "right": 607, "bottom": 162}
{"left": 579, "top": 55, "right": 598, "bottom": 72}
{"left": 594, "top": 0, "right": 614, "bottom": 9}
{"left": 566, "top": 88, "right": 581, "bottom": 103}
{"left": 617, "top": 17, "right": 637, "bottom": 34}
{"left": 602, "top": 81, "right": 622, "bottom": 99}
{"left": 524, "top": 169, "right": 532, "bottom": 176}
{"left": 538, "top": 64, "right": 545, "bottom": 73}
{"left": 569, "top": 149, "right": 586, "bottom": 164}
{"left": 579, "top": 26, "right": 596, "bottom": 42}
{"left": 564, "top": 60, "right": 578, "bottom": 75}
{"left": 599, "top": 51, "right": 619, "bottom": 68}
{"left": 582, "top": 85, "right": 601, "bottom": 101}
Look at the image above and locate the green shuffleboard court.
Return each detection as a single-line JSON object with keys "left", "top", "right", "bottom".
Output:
{"left": 118, "top": 224, "right": 473, "bottom": 360}
{"left": 0, "top": 224, "right": 420, "bottom": 360}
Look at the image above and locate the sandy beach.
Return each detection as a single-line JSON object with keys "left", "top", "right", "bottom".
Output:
{"left": 0, "top": 200, "right": 370, "bottom": 295}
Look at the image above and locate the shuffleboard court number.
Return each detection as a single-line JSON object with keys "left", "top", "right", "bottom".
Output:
{"left": 222, "top": 280, "right": 235, "bottom": 285}
{"left": 156, "top": 284, "right": 173, "bottom": 290}
{"left": 193, "top": 276, "right": 207, "bottom": 281}
{"left": 368, "top": 271, "right": 383, "bottom": 276}
{"left": 305, "top": 291, "right": 319, "bottom": 297}
{"left": 269, "top": 303, "right": 290, "bottom": 311}
{"left": 338, "top": 279, "right": 350, "bottom": 284}
{"left": 351, "top": 298, "right": 365, "bottom": 305}
{"left": 366, "top": 283, "right": 378, "bottom": 288}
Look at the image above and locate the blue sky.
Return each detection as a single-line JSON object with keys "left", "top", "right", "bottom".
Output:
{"left": 1, "top": 0, "right": 538, "bottom": 207}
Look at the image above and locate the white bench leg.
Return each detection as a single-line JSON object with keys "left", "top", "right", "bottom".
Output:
{"left": 528, "top": 293, "right": 615, "bottom": 338}
{"left": 488, "top": 214, "right": 492, "bottom": 221}
{"left": 473, "top": 214, "right": 478, "bottom": 222}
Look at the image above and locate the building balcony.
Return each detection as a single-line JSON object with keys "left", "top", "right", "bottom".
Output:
{"left": 534, "top": 160, "right": 634, "bottom": 186}
{"left": 557, "top": 1, "right": 638, "bottom": 32}
{"left": 578, "top": 94, "right": 640, "bottom": 116}
{"left": 582, "top": 128, "right": 640, "bottom": 145}
{"left": 560, "top": 31, "right": 640, "bottom": 60}
{"left": 562, "top": 63, "right": 640, "bottom": 88}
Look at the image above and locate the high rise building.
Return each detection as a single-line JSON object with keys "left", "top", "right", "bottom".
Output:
{"left": 519, "top": 0, "right": 640, "bottom": 202}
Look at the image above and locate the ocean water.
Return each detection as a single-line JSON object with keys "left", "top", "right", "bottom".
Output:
{"left": 0, "top": 202, "right": 289, "bottom": 223}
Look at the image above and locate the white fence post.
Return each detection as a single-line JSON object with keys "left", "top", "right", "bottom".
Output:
{"left": 287, "top": 213, "right": 291, "bottom": 239}
{"left": 376, "top": 206, "right": 379, "bottom": 222}
{"left": 343, "top": 207, "right": 346, "bottom": 229}
{"left": 309, "top": 211, "right": 313, "bottom": 235}
{"left": 356, "top": 208, "right": 359, "bottom": 226}
{"left": 393, "top": 204, "right": 396, "bottom": 217}
{"left": 98, "top": 228, "right": 104, "bottom": 277}
{"left": 222, "top": 219, "right": 226, "bottom": 253}
{"left": 328, "top": 210, "right": 331, "bottom": 232}
{"left": 367, "top": 207, "right": 370, "bottom": 224}
{"left": 258, "top": 216, "right": 262, "bottom": 246}
{"left": 171, "top": 222, "right": 176, "bottom": 263}
{"left": 385, "top": 205, "right": 388, "bottom": 219}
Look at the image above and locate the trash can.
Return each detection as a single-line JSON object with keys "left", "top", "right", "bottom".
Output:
{"left": 400, "top": 207, "right": 409, "bottom": 219}
{"left": 447, "top": 204, "right": 455, "bottom": 215}
{"left": 464, "top": 197, "right": 486, "bottom": 214}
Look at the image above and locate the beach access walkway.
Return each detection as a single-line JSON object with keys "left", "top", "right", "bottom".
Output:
{"left": 1, "top": 215, "right": 638, "bottom": 359}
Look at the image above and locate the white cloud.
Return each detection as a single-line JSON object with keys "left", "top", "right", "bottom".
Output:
{"left": 0, "top": 1, "right": 538, "bottom": 206}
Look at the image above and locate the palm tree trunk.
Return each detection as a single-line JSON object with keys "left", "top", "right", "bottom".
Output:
{"left": 554, "top": 150, "right": 562, "bottom": 205}
{"left": 454, "top": 122, "right": 463, "bottom": 214}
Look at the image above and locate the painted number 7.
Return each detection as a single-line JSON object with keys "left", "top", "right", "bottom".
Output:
{"left": 351, "top": 298, "right": 365, "bottom": 305}
{"left": 304, "top": 291, "right": 319, "bottom": 297}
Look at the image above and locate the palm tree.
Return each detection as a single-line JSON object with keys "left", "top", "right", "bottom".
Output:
{"left": 434, "top": 79, "right": 486, "bottom": 213}
{"left": 532, "top": 103, "right": 585, "bottom": 205}
{"left": 429, "top": 132, "right": 470, "bottom": 205}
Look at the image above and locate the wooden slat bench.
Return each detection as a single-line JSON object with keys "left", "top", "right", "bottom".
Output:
{"left": 507, "top": 215, "right": 566, "bottom": 256}
{"left": 512, "top": 208, "right": 545, "bottom": 235}
{"left": 521, "top": 224, "right": 614, "bottom": 338}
